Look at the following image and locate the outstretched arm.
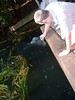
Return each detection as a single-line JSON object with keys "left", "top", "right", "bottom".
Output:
{"left": 66, "top": 32, "right": 71, "bottom": 52}
{"left": 59, "top": 32, "right": 71, "bottom": 56}
{"left": 40, "top": 22, "right": 51, "bottom": 40}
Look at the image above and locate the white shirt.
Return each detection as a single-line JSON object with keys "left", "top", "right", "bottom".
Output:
{"left": 45, "top": 2, "right": 75, "bottom": 39}
{"left": 38, "top": 0, "right": 57, "bottom": 10}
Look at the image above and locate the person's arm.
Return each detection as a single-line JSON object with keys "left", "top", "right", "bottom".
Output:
{"left": 58, "top": 11, "right": 72, "bottom": 56}
{"left": 59, "top": 32, "right": 71, "bottom": 56}
{"left": 66, "top": 32, "right": 71, "bottom": 52}
{"left": 40, "top": 22, "right": 51, "bottom": 40}
{"left": 55, "top": 4, "right": 72, "bottom": 56}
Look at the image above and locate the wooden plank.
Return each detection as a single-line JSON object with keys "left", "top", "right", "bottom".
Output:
{"left": 41, "top": 26, "right": 75, "bottom": 92}
{"left": 10, "top": 10, "right": 37, "bottom": 31}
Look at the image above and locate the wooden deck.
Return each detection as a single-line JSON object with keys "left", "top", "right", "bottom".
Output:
{"left": 9, "top": 1, "right": 38, "bottom": 31}
{"left": 41, "top": 26, "right": 75, "bottom": 92}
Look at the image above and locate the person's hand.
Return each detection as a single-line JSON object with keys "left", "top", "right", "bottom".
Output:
{"left": 40, "top": 34, "right": 46, "bottom": 41}
{"left": 59, "top": 50, "right": 70, "bottom": 57}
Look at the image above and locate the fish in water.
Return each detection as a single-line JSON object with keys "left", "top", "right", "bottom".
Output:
{"left": 30, "top": 36, "right": 46, "bottom": 46}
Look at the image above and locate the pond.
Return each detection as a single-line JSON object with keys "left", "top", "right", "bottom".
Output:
{"left": 0, "top": 25, "right": 75, "bottom": 100}
{"left": 12, "top": 28, "right": 75, "bottom": 100}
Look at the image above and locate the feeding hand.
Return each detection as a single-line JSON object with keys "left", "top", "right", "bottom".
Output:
{"left": 40, "top": 34, "right": 46, "bottom": 41}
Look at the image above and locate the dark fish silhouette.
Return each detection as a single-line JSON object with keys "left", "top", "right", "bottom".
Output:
{"left": 30, "top": 37, "right": 46, "bottom": 46}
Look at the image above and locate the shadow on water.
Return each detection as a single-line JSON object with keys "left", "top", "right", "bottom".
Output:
{"left": 0, "top": 28, "right": 75, "bottom": 100}
{"left": 11, "top": 28, "right": 75, "bottom": 100}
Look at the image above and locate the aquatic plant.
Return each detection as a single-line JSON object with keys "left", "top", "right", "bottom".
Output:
{"left": 11, "top": 56, "right": 29, "bottom": 100}
{"left": 0, "top": 55, "right": 29, "bottom": 100}
{"left": 0, "top": 84, "right": 11, "bottom": 100}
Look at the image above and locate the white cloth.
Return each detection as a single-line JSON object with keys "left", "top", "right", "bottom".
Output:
{"left": 45, "top": 2, "right": 75, "bottom": 40}
{"left": 39, "top": 0, "right": 57, "bottom": 10}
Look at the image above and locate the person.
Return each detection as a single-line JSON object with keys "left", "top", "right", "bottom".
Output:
{"left": 34, "top": 1, "right": 75, "bottom": 56}
{"left": 35, "top": 0, "right": 59, "bottom": 32}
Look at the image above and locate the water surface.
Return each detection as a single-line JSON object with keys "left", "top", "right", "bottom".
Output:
{"left": 12, "top": 29, "right": 75, "bottom": 100}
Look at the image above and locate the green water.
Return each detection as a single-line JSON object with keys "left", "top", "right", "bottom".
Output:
{"left": 0, "top": 28, "right": 75, "bottom": 100}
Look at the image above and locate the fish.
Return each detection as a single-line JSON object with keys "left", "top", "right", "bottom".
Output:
{"left": 30, "top": 36, "right": 46, "bottom": 46}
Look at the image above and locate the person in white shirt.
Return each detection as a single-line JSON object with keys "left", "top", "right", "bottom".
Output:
{"left": 34, "top": 2, "right": 75, "bottom": 56}
{"left": 35, "top": 0, "right": 59, "bottom": 31}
